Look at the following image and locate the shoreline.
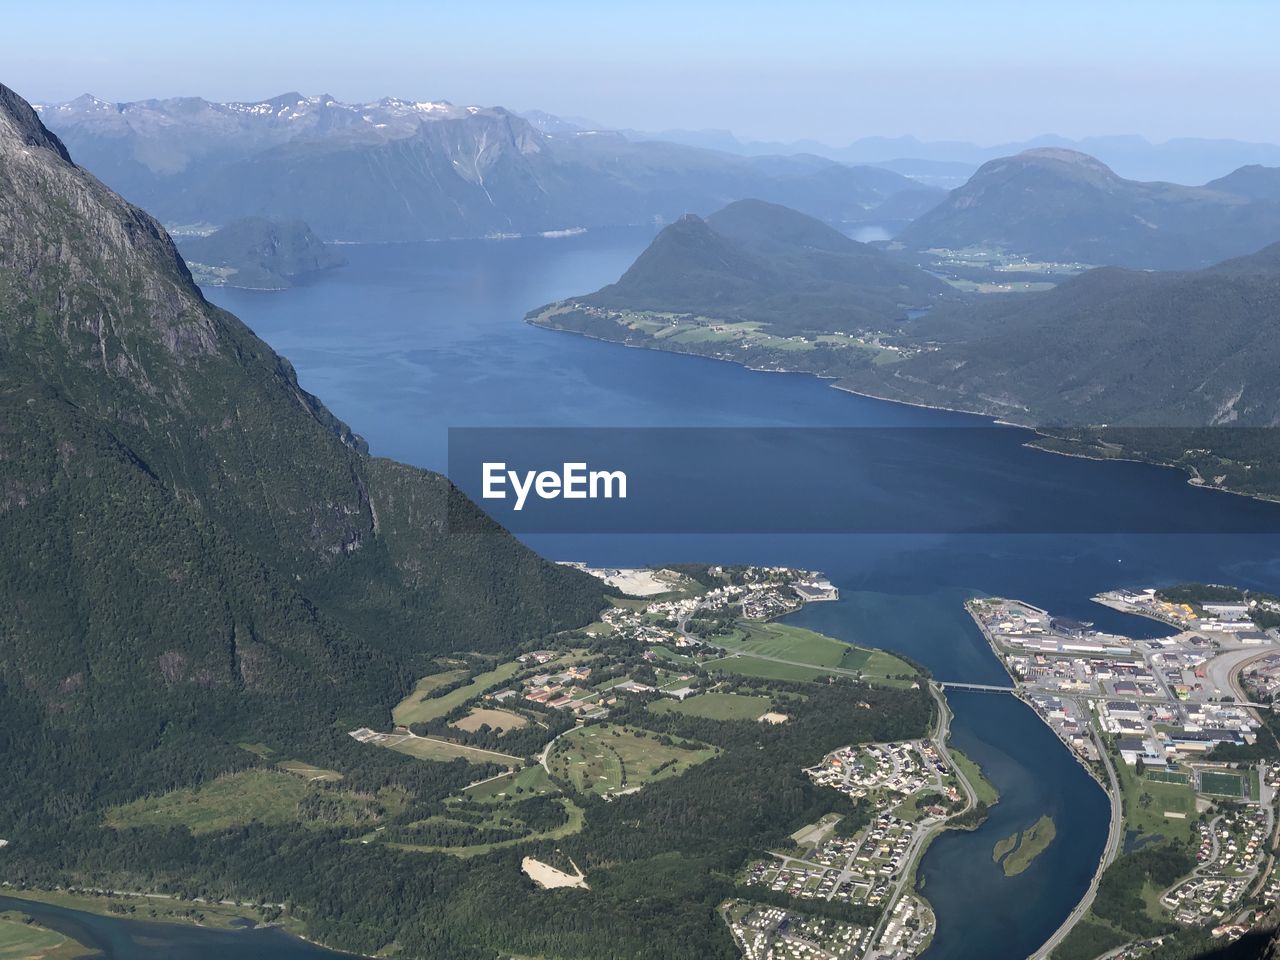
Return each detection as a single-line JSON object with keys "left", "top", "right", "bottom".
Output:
{"left": 530, "top": 316, "right": 1280, "bottom": 508}
{"left": 0, "top": 887, "right": 373, "bottom": 959}
{"left": 962, "top": 600, "right": 1125, "bottom": 960}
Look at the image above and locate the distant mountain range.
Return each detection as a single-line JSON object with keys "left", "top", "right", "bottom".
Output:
{"left": 35, "top": 93, "right": 942, "bottom": 241}
{"left": 176, "top": 217, "right": 344, "bottom": 289}
{"left": 610, "top": 126, "right": 1280, "bottom": 186}
{"left": 899, "top": 148, "right": 1280, "bottom": 270}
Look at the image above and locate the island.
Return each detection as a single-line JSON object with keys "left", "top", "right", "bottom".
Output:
{"left": 175, "top": 216, "right": 344, "bottom": 289}
{"left": 965, "top": 586, "right": 1280, "bottom": 960}
{"left": 992, "top": 814, "right": 1057, "bottom": 877}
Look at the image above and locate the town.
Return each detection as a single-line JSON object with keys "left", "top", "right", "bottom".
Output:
{"left": 728, "top": 736, "right": 976, "bottom": 958}
{"left": 967, "top": 584, "right": 1280, "bottom": 952}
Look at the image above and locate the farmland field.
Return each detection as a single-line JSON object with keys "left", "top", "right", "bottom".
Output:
{"left": 392, "top": 661, "right": 524, "bottom": 726}
{"left": 451, "top": 707, "right": 529, "bottom": 733}
{"left": 649, "top": 691, "right": 772, "bottom": 721}
{"left": 546, "top": 724, "right": 717, "bottom": 796}
{"left": 386, "top": 734, "right": 522, "bottom": 766}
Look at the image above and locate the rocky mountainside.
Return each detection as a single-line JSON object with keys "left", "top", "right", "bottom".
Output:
{"left": 37, "top": 92, "right": 942, "bottom": 241}
{"left": 176, "top": 216, "right": 344, "bottom": 288}
{"left": 898, "top": 148, "right": 1280, "bottom": 269}
{"left": 0, "top": 80, "right": 603, "bottom": 824}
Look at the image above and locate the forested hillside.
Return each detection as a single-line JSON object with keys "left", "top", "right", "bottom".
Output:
{"left": 0, "top": 79, "right": 603, "bottom": 831}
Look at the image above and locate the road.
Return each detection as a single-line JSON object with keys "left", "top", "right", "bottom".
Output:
{"left": 861, "top": 685, "right": 975, "bottom": 959}
{"left": 1028, "top": 703, "right": 1124, "bottom": 960}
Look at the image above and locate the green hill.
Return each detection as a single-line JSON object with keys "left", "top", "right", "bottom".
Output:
{"left": 548, "top": 198, "right": 947, "bottom": 337}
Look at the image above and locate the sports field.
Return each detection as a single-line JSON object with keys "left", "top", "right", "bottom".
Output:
{"left": 546, "top": 724, "right": 716, "bottom": 796}
{"left": 1199, "top": 770, "right": 1244, "bottom": 798}
{"left": 1118, "top": 758, "right": 1197, "bottom": 843}
{"left": 649, "top": 691, "right": 772, "bottom": 721}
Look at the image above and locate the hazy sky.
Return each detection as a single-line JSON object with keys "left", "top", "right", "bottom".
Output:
{"left": 9, "top": 0, "right": 1280, "bottom": 144}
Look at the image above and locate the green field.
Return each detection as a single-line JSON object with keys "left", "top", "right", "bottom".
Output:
{"left": 716, "top": 623, "right": 847, "bottom": 666}
{"left": 1117, "top": 755, "right": 1197, "bottom": 843}
{"left": 709, "top": 623, "right": 916, "bottom": 686}
{"left": 951, "top": 748, "right": 1000, "bottom": 806}
{"left": 463, "top": 764, "right": 557, "bottom": 802}
{"left": 1144, "top": 770, "right": 1189, "bottom": 785}
{"left": 276, "top": 760, "right": 343, "bottom": 781}
{"left": 0, "top": 912, "right": 82, "bottom": 960}
{"left": 546, "top": 724, "right": 717, "bottom": 796}
{"left": 649, "top": 691, "right": 772, "bottom": 721}
{"left": 386, "top": 734, "right": 522, "bottom": 766}
{"left": 1199, "top": 770, "right": 1244, "bottom": 798}
{"left": 105, "top": 768, "right": 399, "bottom": 834}
{"left": 106, "top": 769, "right": 309, "bottom": 834}
{"left": 392, "top": 662, "right": 521, "bottom": 726}
{"left": 709, "top": 656, "right": 828, "bottom": 682}
{"left": 994, "top": 815, "right": 1057, "bottom": 876}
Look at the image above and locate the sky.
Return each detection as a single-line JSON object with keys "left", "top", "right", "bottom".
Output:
{"left": 8, "top": 0, "right": 1280, "bottom": 145}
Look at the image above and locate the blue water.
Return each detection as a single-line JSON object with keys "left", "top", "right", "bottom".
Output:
{"left": 178, "top": 230, "right": 1280, "bottom": 959}
{"left": 0, "top": 895, "right": 354, "bottom": 959}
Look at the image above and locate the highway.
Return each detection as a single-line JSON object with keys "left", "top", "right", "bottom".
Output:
{"left": 1028, "top": 709, "right": 1124, "bottom": 960}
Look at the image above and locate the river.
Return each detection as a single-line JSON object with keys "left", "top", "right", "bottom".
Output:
{"left": 38, "top": 227, "right": 1277, "bottom": 959}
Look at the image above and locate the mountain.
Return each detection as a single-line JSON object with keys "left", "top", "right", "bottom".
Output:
{"left": 36, "top": 93, "right": 939, "bottom": 241}
{"left": 850, "top": 243, "right": 1280, "bottom": 426}
{"left": 829, "top": 240, "right": 1280, "bottom": 497}
{"left": 566, "top": 199, "right": 948, "bottom": 334}
{"left": 0, "top": 79, "right": 603, "bottom": 827}
{"left": 176, "top": 216, "right": 344, "bottom": 288}
{"left": 624, "top": 128, "right": 1280, "bottom": 184}
{"left": 898, "top": 149, "right": 1280, "bottom": 269}
{"left": 1205, "top": 164, "right": 1280, "bottom": 202}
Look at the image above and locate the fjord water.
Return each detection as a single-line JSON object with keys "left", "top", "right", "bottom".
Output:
{"left": 195, "top": 231, "right": 1280, "bottom": 960}
{"left": 0, "top": 895, "right": 354, "bottom": 959}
